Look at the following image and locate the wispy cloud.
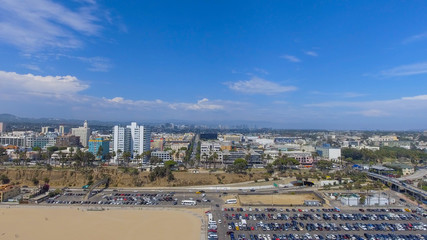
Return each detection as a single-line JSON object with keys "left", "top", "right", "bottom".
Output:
{"left": 310, "top": 91, "right": 366, "bottom": 98}
{"left": 348, "top": 109, "right": 390, "bottom": 117}
{"left": 305, "top": 94, "right": 427, "bottom": 117}
{"left": 226, "top": 77, "right": 297, "bottom": 95}
{"left": 403, "top": 32, "right": 427, "bottom": 44}
{"left": 254, "top": 68, "right": 269, "bottom": 75}
{"left": 280, "top": 55, "right": 301, "bottom": 63}
{"left": 57, "top": 54, "right": 112, "bottom": 72}
{"left": 378, "top": 62, "right": 427, "bottom": 77}
{"left": 304, "top": 51, "right": 318, "bottom": 57}
{"left": 272, "top": 100, "right": 288, "bottom": 105}
{"left": 21, "top": 64, "right": 42, "bottom": 72}
{"left": 0, "top": 0, "right": 102, "bottom": 51}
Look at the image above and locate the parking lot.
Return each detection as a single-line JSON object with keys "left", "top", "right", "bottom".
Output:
{"left": 42, "top": 189, "right": 221, "bottom": 207}
{"left": 209, "top": 207, "right": 427, "bottom": 240}
{"left": 35, "top": 189, "right": 427, "bottom": 240}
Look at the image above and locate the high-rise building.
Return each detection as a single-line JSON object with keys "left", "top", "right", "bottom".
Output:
{"left": 113, "top": 122, "right": 151, "bottom": 163}
{"left": 0, "top": 122, "right": 5, "bottom": 133}
{"left": 71, "top": 121, "right": 91, "bottom": 148}
{"left": 58, "top": 125, "right": 70, "bottom": 136}
{"left": 41, "top": 126, "right": 55, "bottom": 134}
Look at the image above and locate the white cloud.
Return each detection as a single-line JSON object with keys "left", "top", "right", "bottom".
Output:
{"left": 168, "top": 98, "right": 224, "bottom": 111}
{"left": 102, "top": 97, "right": 225, "bottom": 111}
{"left": 403, "top": 32, "right": 427, "bottom": 44}
{"left": 280, "top": 55, "right": 301, "bottom": 63}
{"left": 304, "top": 51, "right": 318, "bottom": 57}
{"left": 184, "top": 98, "right": 224, "bottom": 110}
{"left": 379, "top": 62, "right": 427, "bottom": 77}
{"left": 226, "top": 77, "right": 297, "bottom": 95}
{"left": 0, "top": 0, "right": 102, "bottom": 51}
{"left": 401, "top": 94, "right": 427, "bottom": 100}
{"left": 0, "top": 70, "right": 88, "bottom": 97}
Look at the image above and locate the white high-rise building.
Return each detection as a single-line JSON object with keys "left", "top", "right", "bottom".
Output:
{"left": 0, "top": 122, "right": 6, "bottom": 133}
{"left": 71, "top": 120, "right": 91, "bottom": 148}
{"left": 113, "top": 122, "right": 151, "bottom": 163}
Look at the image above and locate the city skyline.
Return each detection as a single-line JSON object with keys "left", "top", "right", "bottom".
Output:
{"left": 0, "top": 1, "right": 427, "bottom": 130}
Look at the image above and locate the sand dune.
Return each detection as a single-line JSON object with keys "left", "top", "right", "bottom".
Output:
{"left": 0, "top": 206, "right": 202, "bottom": 240}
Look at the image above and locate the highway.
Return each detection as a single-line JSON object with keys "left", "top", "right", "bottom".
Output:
{"left": 365, "top": 171, "right": 427, "bottom": 200}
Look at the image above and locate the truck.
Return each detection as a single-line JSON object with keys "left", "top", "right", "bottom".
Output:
{"left": 241, "top": 219, "right": 247, "bottom": 227}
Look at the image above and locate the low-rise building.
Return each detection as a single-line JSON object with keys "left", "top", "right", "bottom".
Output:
{"left": 56, "top": 135, "right": 80, "bottom": 147}
{"left": 0, "top": 184, "right": 21, "bottom": 202}
{"left": 151, "top": 151, "right": 172, "bottom": 161}
{"left": 365, "top": 194, "right": 390, "bottom": 206}
{"left": 316, "top": 146, "right": 341, "bottom": 161}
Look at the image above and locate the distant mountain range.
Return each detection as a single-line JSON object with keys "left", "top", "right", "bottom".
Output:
{"left": 0, "top": 113, "right": 120, "bottom": 126}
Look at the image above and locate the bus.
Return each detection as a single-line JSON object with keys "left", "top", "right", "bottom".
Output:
{"left": 181, "top": 200, "right": 197, "bottom": 206}
{"left": 225, "top": 199, "right": 237, "bottom": 204}
{"left": 207, "top": 213, "right": 213, "bottom": 222}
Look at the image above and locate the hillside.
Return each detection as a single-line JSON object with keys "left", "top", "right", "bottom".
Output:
{"left": 0, "top": 167, "right": 266, "bottom": 188}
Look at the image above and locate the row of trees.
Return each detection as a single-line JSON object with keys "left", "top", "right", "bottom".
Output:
{"left": 342, "top": 147, "right": 427, "bottom": 165}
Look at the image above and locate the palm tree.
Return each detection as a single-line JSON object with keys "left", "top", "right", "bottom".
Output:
{"left": 212, "top": 152, "right": 219, "bottom": 168}
{"left": 117, "top": 149, "right": 123, "bottom": 165}
{"left": 202, "top": 153, "right": 208, "bottom": 168}
{"left": 96, "top": 146, "right": 104, "bottom": 161}
{"left": 122, "top": 151, "right": 131, "bottom": 166}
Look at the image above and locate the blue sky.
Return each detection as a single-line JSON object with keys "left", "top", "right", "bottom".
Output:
{"left": 0, "top": 0, "right": 426, "bottom": 130}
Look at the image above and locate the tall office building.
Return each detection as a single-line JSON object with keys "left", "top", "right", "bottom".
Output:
{"left": 71, "top": 121, "right": 91, "bottom": 148}
{"left": 113, "top": 122, "right": 151, "bottom": 163}
{"left": 0, "top": 122, "right": 5, "bottom": 133}
{"left": 58, "top": 125, "right": 70, "bottom": 136}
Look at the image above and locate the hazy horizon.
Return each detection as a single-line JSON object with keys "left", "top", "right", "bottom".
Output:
{"left": 0, "top": 1, "right": 426, "bottom": 129}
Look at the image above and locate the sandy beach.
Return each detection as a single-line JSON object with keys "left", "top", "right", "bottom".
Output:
{"left": 0, "top": 206, "right": 202, "bottom": 240}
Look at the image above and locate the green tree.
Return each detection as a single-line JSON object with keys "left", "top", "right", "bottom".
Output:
{"left": 122, "top": 151, "right": 131, "bottom": 166}
{"left": 150, "top": 156, "right": 163, "bottom": 165}
{"left": 233, "top": 158, "right": 248, "bottom": 174}
{"left": 265, "top": 163, "right": 274, "bottom": 175}
{"left": 284, "top": 157, "right": 299, "bottom": 168}
{"left": 316, "top": 160, "right": 333, "bottom": 170}
{"left": 359, "top": 195, "right": 366, "bottom": 205}
{"left": 273, "top": 158, "right": 287, "bottom": 172}
{"left": 32, "top": 178, "right": 39, "bottom": 186}
{"left": 164, "top": 160, "right": 177, "bottom": 169}
{"left": 96, "top": 146, "right": 104, "bottom": 160}
{"left": 0, "top": 175, "right": 10, "bottom": 184}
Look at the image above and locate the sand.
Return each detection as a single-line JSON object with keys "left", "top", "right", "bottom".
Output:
{"left": 239, "top": 193, "right": 320, "bottom": 206}
{"left": 0, "top": 206, "right": 202, "bottom": 240}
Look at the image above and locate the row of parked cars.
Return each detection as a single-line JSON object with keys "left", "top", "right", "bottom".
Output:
{"left": 229, "top": 232, "right": 427, "bottom": 240}
{"left": 45, "top": 192, "right": 177, "bottom": 206}
{"left": 223, "top": 212, "right": 420, "bottom": 222}
{"left": 227, "top": 220, "right": 426, "bottom": 232}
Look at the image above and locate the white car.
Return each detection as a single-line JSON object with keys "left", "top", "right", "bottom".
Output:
{"left": 218, "top": 219, "right": 222, "bottom": 224}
